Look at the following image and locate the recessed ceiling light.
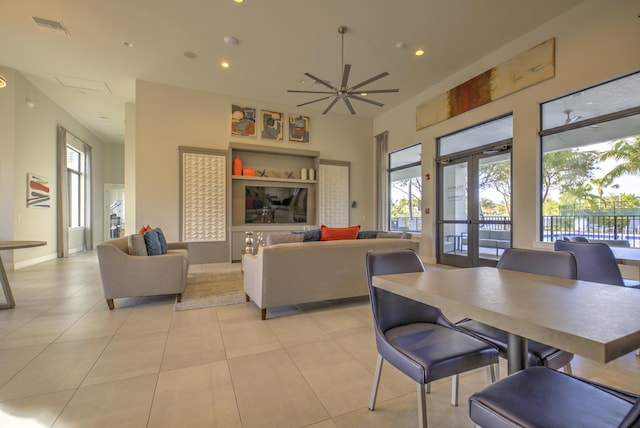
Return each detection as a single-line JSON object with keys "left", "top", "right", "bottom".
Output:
{"left": 184, "top": 51, "right": 197, "bottom": 59}
{"left": 0, "top": 75, "right": 6, "bottom": 88}
{"left": 25, "top": 98, "right": 35, "bottom": 108}
{"left": 221, "top": 61, "right": 230, "bottom": 68}
{"left": 122, "top": 41, "right": 134, "bottom": 48}
{"left": 100, "top": 116, "right": 110, "bottom": 121}
{"left": 234, "top": 0, "right": 244, "bottom": 3}
{"left": 415, "top": 49, "right": 425, "bottom": 56}
{"left": 360, "top": 93, "right": 367, "bottom": 96}
{"left": 395, "top": 42, "right": 406, "bottom": 49}
{"left": 224, "top": 36, "right": 239, "bottom": 46}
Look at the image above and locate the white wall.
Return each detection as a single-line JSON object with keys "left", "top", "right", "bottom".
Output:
{"left": 134, "top": 81, "right": 373, "bottom": 260}
{"left": 3, "top": 70, "right": 108, "bottom": 267}
{"left": 374, "top": 0, "right": 640, "bottom": 260}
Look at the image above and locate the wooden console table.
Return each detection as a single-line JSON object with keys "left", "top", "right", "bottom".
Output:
{"left": 0, "top": 241, "right": 46, "bottom": 309}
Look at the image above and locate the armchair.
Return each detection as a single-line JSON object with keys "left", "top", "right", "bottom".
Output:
{"left": 97, "top": 235, "right": 189, "bottom": 309}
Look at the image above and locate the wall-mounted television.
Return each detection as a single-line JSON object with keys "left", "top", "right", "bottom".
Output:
{"left": 245, "top": 186, "right": 308, "bottom": 224}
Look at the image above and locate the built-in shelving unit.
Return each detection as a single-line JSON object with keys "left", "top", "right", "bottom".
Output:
{"left": 229, "top": 142, "right": 320, "bottom": 260}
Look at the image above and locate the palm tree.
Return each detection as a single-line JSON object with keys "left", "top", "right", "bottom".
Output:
{"left": 601, "top": 136, "right": 640, "bottom": 181}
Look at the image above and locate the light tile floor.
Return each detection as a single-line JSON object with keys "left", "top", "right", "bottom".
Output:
{"left": 0, "top": 252, "right": 638, "bottom": 427}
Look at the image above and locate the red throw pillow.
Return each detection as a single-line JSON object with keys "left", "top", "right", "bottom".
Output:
{"left": 320, "top": 225, "right": 360, "bottom": 241}
{"left": 138, "top": 224, "right": 152, "bottom": 235}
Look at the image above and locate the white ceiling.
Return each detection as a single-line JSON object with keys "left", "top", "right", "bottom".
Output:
{"left": 0, "top": 0, "right": 584, "bottom": 144}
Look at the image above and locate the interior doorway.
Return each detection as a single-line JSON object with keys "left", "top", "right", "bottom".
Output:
{"left": 104, "top": 184, "right": 125, "bottom": 241}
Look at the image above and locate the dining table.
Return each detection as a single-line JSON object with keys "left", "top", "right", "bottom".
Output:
{"left": 372, "top": 266, "right": 640, "bottom": 374}
{"left": 0, "top": 240, "right": 47, "bottom": 309}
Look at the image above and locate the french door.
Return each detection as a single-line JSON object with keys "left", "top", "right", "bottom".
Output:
{"left": 437, "top": 146, "right": 512, "bottom": 268}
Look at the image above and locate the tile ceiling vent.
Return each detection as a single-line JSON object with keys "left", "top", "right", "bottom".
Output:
{"left": 32, "top": 17, "right": 70, "bottom": 35}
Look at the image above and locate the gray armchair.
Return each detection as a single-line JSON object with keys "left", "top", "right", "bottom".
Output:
{"left": 97, "top": 235, "right": 189, "bottom": 309}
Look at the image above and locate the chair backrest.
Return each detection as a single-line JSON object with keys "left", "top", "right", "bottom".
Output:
{"left": 619, "top": 397, "right": 640, "bottom": 428}
{"left": 365, "top": 249, "right": 442, "bottom": 332}
{"left": 565, "top": 236, "right": 589, "bottom": 242}
{"left": 553, "top": 240, "right": 624, "bottom": 286}
{"left": 497, "top": 248, "right": 577, "bottom": 279}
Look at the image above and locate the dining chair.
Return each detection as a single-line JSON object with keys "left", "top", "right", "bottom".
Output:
{"left": 365, "top": 249, "right": 499, "bottom": 428}
{"left": 554, "top": 240, "right": 640, "bottom": 288}
{"left": 469, "top": 366, "right": 640, "bottom": 428}
{"left": 564, "top": 235, "right": 590, "bottom": 242}
{"left": 457, "top": 248, "right": 576, "bottom": 375}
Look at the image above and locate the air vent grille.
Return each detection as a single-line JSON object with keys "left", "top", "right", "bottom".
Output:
{"left": 32, "top": 17, "right": 70, "bottom": 35}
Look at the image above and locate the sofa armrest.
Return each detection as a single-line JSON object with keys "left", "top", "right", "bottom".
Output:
{"left": 168, "top": 241, "right": 189, "bottom": 251}
{"left": 242, "top": 251, "right": 264, "bottom": 307}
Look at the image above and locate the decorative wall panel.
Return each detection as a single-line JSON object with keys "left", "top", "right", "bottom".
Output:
{"left": 319, "top": 162, "right": 349, "bottom": 227}
{"left": 182, "top": 152, "right": 226, "bottom": 241}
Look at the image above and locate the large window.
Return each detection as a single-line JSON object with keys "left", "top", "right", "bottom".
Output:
{"left": 540, "top": 71, "right": 640, "bottom": 246}
{"left": 389, "top": 144, "right": 421, "bottom": 232}
{"left": 67, "top": 146, "right": 84, "bottom": 228}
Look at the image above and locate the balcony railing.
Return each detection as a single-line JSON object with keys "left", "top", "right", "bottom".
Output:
{"left": 543, "top": 215, "right": 640, "bottom": 248}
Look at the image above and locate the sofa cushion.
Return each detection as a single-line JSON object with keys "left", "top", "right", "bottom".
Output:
{"left": 320, "top": 225, "right": 360, "bottom": 241}
{"left": 291, "top": 228, "right": 321, "bottom": 242}
{"left": 144, "top": 229, "right": 163, "bottom": 255}
{"left": 267, "top": 233, "right": 304, "bottom": 246}
{"left": 377, "top": 231, "right": 412, "bottom": 239}
{"left": 357, "top": 230, "right": 381, "bottom": 239}
{"left": 155, "top": 227, "right": 168, "bottom": 254}
{"left": 127, "top": 234, "right": 148, "bottom": 256}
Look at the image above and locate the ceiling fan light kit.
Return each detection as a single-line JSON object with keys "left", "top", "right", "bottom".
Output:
{"left": 287, "top": 25, "right": 398, "bottom": 115}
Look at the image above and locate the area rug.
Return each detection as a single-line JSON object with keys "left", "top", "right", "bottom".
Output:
{"left": 174, "top": 268, "right": 245, "bottom": 311}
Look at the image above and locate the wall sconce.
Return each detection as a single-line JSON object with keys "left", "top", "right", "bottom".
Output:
{"left": 0, "top": 75, "right": 7, "bottom": 89}
{"left": 351, "top": 201, "right": 357, "bottom": 208}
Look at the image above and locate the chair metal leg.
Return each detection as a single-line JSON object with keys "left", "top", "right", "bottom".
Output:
{"left": 451, "top": 374, "right": 459, "bottom": 406}
{"left": 369, "top": 354, "right": 384, "bottom": 411}
{"left": 563, "top": 363, "right": 573, "bottom": 375}
{"left": 635, "top": 348, "right": 639, "bottom": 357}
{"left": 417, "top": 382, "right": 427, "bottom": 428}
{"left": 487, "top": 364, "right": 497, "bottom": 383}
{"left": 426, "top": 382, "right": 431, "bottom": 394}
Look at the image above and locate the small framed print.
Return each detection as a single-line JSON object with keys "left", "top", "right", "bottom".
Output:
{"left": 261, "top": 110, "right": 284, "bottom": 141}
{"left": 231, "top": 104, "right": 257, "bottom": 137}
{"left": 27, "top": 173, "right": 50, "bottom": 208}
{"left": 288, "top": 114, "right": 310, "bottom": 143}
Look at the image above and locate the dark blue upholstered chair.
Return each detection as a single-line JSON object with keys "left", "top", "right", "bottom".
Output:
{"left": 469, "top": 366, "right": 640, "bottom": 428}
{"left": 564, "top": 235, "right": 590, "bottom": 242}
{"left": 554, "top": 240, "right": 640, "bottom": 288}
{"left": 457, "top": 248, "right": 576, "bottom": 374}
{"left": 365, "top": 249, "right": 499, "bottom": 428}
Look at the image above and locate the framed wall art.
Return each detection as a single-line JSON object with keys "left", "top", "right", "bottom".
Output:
{"left": 261, "top": 110, "right": 283, "bottom": 141}
{"left": 231, "top": 104, "right": 257, "bottom": 137}
{"left": 27, "top": 173, "right": 50, "bottom": 208}
{"left": 288, "top": 114, "right": 310, "bottom": 143}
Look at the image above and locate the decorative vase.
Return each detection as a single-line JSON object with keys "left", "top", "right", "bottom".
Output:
{"left": 301, "top": 168, "right": 307, "bottom": 180}
{"left": 243, "top": 231, "right": 255, "bottom": 255}
{"left": 233, "top": 157, "right": 243, "bottom": 176}
{"left": 309, "top": 168, "right": 315, "bottom": 181}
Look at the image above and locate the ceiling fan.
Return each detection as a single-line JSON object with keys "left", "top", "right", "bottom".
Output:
{"left": 564, "top": 109, "right": 583, "bottom": 124}
{"left": 287, "top": 26, "right": 399, "bottom": 115}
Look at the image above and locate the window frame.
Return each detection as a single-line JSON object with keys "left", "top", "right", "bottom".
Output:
{"left": 388, "top": 143, "right": 422, "bottom": 233}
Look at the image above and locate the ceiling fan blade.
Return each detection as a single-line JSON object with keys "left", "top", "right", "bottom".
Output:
{"left": 353, "top": 89, "right": 399, "bottom": 94}
{"left": 347, "top": 94, "right": 384, "bottom": 107}
{"left": 304, "top": 72, "right": 336, "bottom": 91}
{"left": 349, "top": 71, "right": 390, "bottom": 91}
{"left": 287, "top": 90, "right": 336, "bottom": 94}
{"left": 322, "top": 96, "right": 340, "bottom": 114}
{"left": 340, "top": 64, "right": 351, "bottom": 90}
{"left": 343, "top": 97, "right": 356, "bottom": 115}
{"left": 297, "top": 96, "right": 333, "bottom": 107}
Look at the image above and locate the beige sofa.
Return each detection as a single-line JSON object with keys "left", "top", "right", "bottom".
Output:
{"left": 243, "top": 238, "right": 419, "bottom": 319}
{"left": 96, "top": 235, "right": 189, "bottom": 309}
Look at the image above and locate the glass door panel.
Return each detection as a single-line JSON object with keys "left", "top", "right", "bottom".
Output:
{"left": 438, "top": 149, "right": 512, "bottom": 267}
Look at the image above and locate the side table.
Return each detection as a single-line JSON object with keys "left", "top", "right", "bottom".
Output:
{"left": 0, "top": 241, "right": 46, "bottom": 309}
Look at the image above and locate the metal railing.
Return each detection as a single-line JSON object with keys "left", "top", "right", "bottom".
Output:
{"left": 543, "top": 215, "right": 640, "bottom": 248}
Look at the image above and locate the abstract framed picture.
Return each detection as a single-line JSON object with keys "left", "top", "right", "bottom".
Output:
{"left": 231, "top": 104, "right": 257, "bottom": 137}
{"left": 288, "top": 114, "right": 310, "bottom": 143}
{"left": 27, "top": 173, "right": 50, "bottom": 208}
{"left": 261, "top": 110, "right": 284, "bottom": 141}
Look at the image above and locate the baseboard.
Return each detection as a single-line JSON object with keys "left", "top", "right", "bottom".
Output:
{"left": 14, "top": 252, "right": 58, "bottom": 270}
